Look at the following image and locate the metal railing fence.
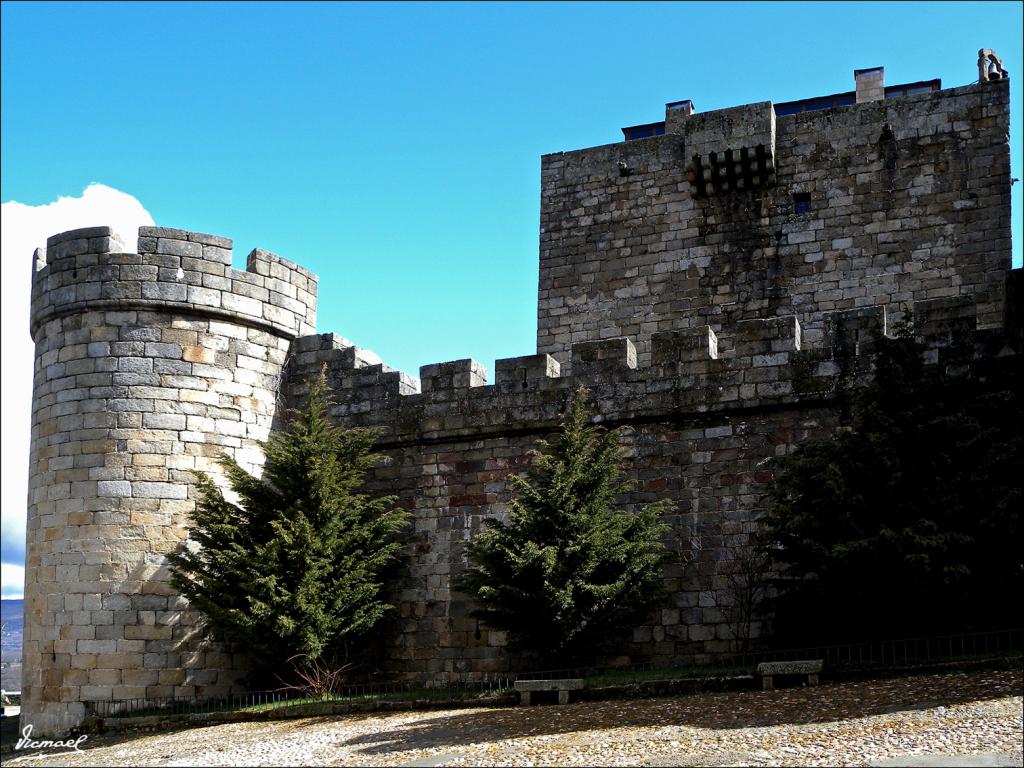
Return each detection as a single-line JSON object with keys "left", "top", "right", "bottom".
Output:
{"left": 92, "top": 626, "right": 1022, "bottom": 718}
{"left": 90, "top": 676, "right": 516, "bottom": 718}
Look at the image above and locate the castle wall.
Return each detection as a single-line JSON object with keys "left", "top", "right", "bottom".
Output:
{"left": 366, "top": 411, "right": 844, "bottom": 677}
{"left": 282, "top": 283, "right": 1018, "bottom": 682}
{"left": 283, "top": 306, "right": 896, "bottom": 680}
{"left": 23, "top": 226, "right": 316, "bottom": 734}
{"left": 537, "top": 80, "right": 1011, "bottom": 371}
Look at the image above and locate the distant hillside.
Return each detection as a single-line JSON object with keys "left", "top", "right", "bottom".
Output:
{"left": 1, "top": 599, "right": 23, "bottom": 692}
{"left": 0, "top": 600, "right": 22, "bottom": 655}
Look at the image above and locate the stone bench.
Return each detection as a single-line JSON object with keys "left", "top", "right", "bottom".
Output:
{"left": 513, "top": 678, "right": 584, "bottom": 705}
{"left": 757, "top": 659, "right": 824, "bottom": 691}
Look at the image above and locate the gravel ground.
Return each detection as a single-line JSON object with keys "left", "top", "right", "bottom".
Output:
{"left": 7, "top": 668, "right": 1022, "bottom": 767}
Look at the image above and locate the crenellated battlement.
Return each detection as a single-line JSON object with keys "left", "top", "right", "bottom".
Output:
{"left": 285, "top": 289, "right": 1018, "bottom": 445}
{"left": 290, "top": 333, "right": 421, "bottom": 407}
{"left": 31, "top": 226, "right": 318, "bottom": 341}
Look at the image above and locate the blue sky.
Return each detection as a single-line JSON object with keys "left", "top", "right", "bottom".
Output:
{"left": 1, "top": 1, "right": 1022, "bottom": 593}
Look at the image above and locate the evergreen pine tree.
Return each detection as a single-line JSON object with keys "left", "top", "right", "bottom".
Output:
{"left": 167, "top": 368, "right": 410, "bottom": 673}
{"left": 765, "top": 327, "right": 1021, "bottom": 643}
{"left": 453, "top": 387, "right": 672, "bottom": 667}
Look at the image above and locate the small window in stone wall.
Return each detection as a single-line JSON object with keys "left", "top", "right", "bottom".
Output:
{"left": 793, "top": 193, "right": 812, "bottom": 214}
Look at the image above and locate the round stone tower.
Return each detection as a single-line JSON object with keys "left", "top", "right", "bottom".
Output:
{"left": 22, "top": 225, "right": 317, "bottom": 735}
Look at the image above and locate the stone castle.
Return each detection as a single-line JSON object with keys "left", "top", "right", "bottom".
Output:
{"left": 22, "top": 53, "right": 1019, "bottom": 735}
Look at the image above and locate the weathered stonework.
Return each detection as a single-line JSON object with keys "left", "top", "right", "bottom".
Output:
{"left": 24, "top": 227, "right": 316, "bottom": 735}
{"left": 281, "top": 294, "right": 1018, "bottom": 683}
{"left": 21, "top": 63, "right": 1019, "bottom": 735}
{"left": 537, "top": 79, "right": 1011, "bottom": 372}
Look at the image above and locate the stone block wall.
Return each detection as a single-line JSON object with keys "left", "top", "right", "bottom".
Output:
{"left": 537, "top": 79, "right": 1011, "bottom": 372}
{"left": 23, "top": 226, "right": 317, "bottom": 735}
{"left": 281, "top": 299, "right": 908, "bottom": 680}
{"left": 282, "top": 285, "right": 1018, "bottom": 682}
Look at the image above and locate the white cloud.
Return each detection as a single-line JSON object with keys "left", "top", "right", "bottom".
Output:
{"left": 1, "top": 184, "right": 154, "bottom": 576}
{"left": 1, "top": 563, "right": 25, "bottom": 600}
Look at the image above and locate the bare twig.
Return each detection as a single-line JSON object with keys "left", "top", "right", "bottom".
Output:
{"left": 275, "top": 654, "right": 354, "bottom": 700}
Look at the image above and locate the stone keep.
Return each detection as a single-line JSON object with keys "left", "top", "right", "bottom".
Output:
{"left": 538, "top": 77, "right": 1011, "bottom": 369}
{"left": 21, "top": 64, "right": 1019, "bottom": 734}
